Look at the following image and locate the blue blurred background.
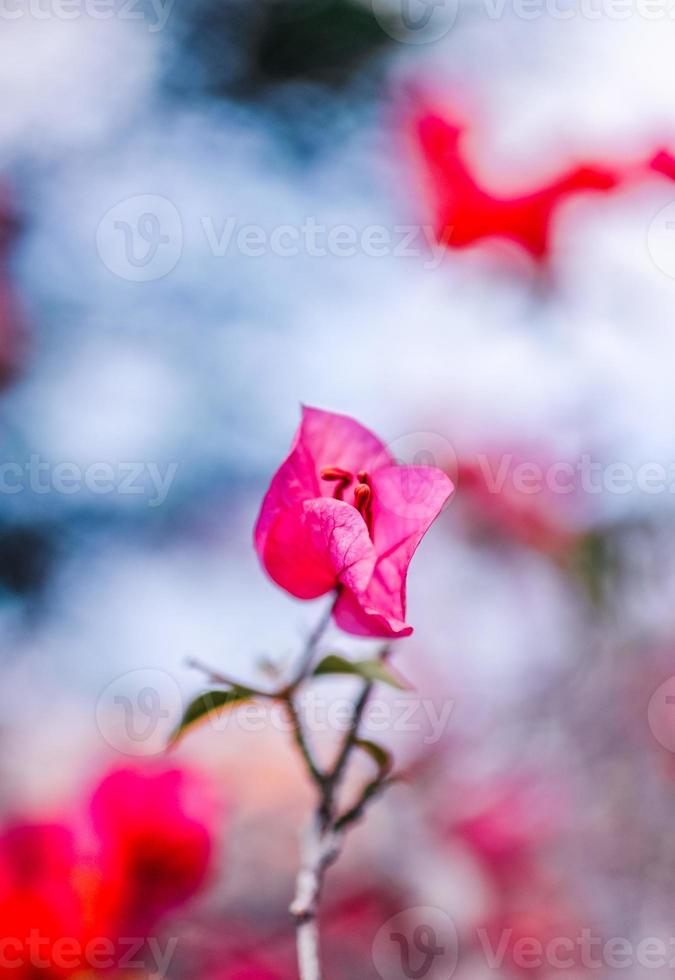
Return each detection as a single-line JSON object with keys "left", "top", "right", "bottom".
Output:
{"left": 3, "top": 3, "right": 675, "bottom": 976}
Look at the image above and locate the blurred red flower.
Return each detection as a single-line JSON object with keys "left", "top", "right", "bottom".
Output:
{"left": 255, "top": 406, "right": 453, "bottom": 637}
{"left": 0, "top": 764, "right": 220, "bottom": 978}
{"left": 89, "top": 765, "right": 219, "bottom": 934}
{"left": 414, "top": 108, "right": 631, "bottom": 265}
{"left": 0, "top": 824, "right": 86, "bottom": 979}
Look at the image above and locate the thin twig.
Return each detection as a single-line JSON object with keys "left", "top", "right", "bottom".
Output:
{"left": 185, "top": 657, "right": 242, "bottom": 687}
{"left": 284, "top": 696, "right": 326, "bottom": 788}
{"left": 334, "top": 776, "right": 395, "bottom": 832}
{"left": 290, "top": 598, "right": 335, "bottom": 688}
{"left": 185, "top": 657, "right": 271, "bottom": 697}
{"left": 329, "top": 678, "right": 375, "bottom": 785}
{"left": 325, "top": 645, "right": 390, "bottom": 809}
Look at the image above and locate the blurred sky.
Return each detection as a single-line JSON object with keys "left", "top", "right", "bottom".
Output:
{"left": 2, "top": 0, "right": 675, "bottom": 805}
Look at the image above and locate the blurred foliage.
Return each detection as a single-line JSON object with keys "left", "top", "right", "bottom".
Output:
{"left": 568, "top": 527, "right": 623, "bottom": 610}
{"left": 171, "top": 0, "right": 393, "bottom": 98}
{"left": 314, "top": 653, "right": 409, "bottom": 689}
{"left": 0, "top": 524, "right": 55, "bottom": 597}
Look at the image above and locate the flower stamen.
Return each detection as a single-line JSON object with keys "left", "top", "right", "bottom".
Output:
{"left": 321, "top": 467, "right": 353, "bottom": 482}
{"left": 321, "top": 466, "right": 353, "bottom": 501}
{"left": 354, "top": 482, "right": 373, "bottom": 534}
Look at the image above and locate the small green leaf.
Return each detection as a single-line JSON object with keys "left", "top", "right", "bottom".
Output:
{"left": 313, "top": 654, "right": 410, "bottom": 690}
{"left": 170, "top": 686, "right": 255, "bottom": 745}
{"left": 354, "top": 738, "right": 393, "bottom": 776}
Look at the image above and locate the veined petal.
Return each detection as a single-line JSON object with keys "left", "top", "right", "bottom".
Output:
{"left": 254, "top": 405, "right": 393, "bottom": 562}
{"left": 254, "top": 423, "right": 319, "bottom": 561}
{"left": 333, "top": 586, "right": 413, "bottom": 638}
{"left": 298, "top": 405, "right": 393, "bottom": 477}
{"left": 334, "top": 465, "right": 453, "bottom": 638}
{"left": 261, "top": 497, "right": 376, "bottom": 600}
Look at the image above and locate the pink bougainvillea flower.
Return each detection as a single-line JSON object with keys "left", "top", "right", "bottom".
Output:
{"left": 254, "top": 406, "right": 453, "bottom": 638}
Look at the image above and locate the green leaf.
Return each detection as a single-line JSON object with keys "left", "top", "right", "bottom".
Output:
{"left": 169, "top": 686, "right": 255, "bottom": 745}
{"left": 313, "top": 654, "right": 410, "bottom": 690}
{"left": 354, "top": 738, "right": 393, "bottom": 776}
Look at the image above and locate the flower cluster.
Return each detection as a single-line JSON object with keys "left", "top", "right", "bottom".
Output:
{"left": 0, "top": 764, "right": 219, "bottom": 979}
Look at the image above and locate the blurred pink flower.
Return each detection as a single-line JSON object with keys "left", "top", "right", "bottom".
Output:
{"left": 0, "top": 823, "right": 86, "bottom": 979}
{"left": 89, "top": 764, "right": 220, "bottom": 933}
{"left": 477, "top": 901, "right": 588, "bottom": 979}
{"left": 0, "top": 185, "right": 28, "bottom": 387}
{"left": 414, "top": 108, "right": 620, "bottom": 264}
{"left": 212, "top": 962, "right": 282, "bottom": 980}
{"left": 0, "top": 764, "right": 221, "bottom": 978}
{"left": 254, "top": 406, "right": 453, "bottom": 637}
{"left": 446, "top": 779, "right": 561, "bottom": 890}
{"left": 455, "top": 449, "right": 584, "bottom": 555}
{"left": 651, "top": 149, "right": 675, "bottom": 180}
{"left": 412, "top": 104, "right": 675, "bottom": 268}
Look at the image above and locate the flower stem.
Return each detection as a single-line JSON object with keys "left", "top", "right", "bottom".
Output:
{"left": 290, "top": 598, "right": 335, "bottom": 688}
{"left": 290, "top": 816, "right": 341, "bottom": 980}
{"left": 284, "top": 696, "right": 326, "bottom": 788}
{"left": 287, "top": 611, "right": 392, "bottom": 980}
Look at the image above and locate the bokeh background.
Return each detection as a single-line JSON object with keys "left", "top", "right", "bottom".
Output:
{"left": 3, "top": 1, "right": 675, "bottom": 977}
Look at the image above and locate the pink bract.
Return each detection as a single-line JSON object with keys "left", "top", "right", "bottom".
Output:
{"left": 254, "top": 407, "right": 453, "bottom": 638}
